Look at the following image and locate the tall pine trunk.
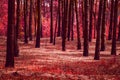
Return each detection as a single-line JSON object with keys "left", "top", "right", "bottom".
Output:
{"left": 94, "top": 0, "right": 103, "bottom": 60}
{"left": 108, "top": 0, "right": 114, "bottom": 40}
{"left": 5, "top": 0, "right": 15, "bottom": 67}
{"left": 75, "top": 0, "right": 81, "bottom": 50}
{"left": 111, "top": 0, "right": 118, "bottom": 55}
{"left": 35, "top": 0, "right": 41, "bottom": 48}
{"left": 29, "top": 0, "right": 33, "bottom": 41}
{"left": 24, "top": 0, "right": 28, "bottom": 44}
{"left": 101, "top": 0, "right": 107, "bottom": 51}
{"left": 83, "top": 0, "right": 89, "bottom": 56}
{"left": 50, "top": 0, "right": 53, "bottom": 43}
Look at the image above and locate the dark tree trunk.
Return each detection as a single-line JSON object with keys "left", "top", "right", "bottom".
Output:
{"left": 111, "top": 0, "right": 118, "bottom": 55}
{"left": 29, "top": 0, "right": 33, "bottom": 41}
{"left": 14, "top": 0, "right": 20, "bottom": 57}
{"left": 62, "top": 0, "right": 68, "bottom": 51}
{"left": 50, "top": 0, "right": 53, "bottom": 43}
{"left": 35, "top": 0, "right": 41, "bottom": 48}
{"left": 57, "top": 0, "right": 61, "bottom": 37}
{"left": 24, "top": 0, "right": 28, "bottom": 44}
{"left": 101, "top": 0, "right": 107, "bottom": 51}
{"left": 67, "top": 0, "right": 72, "bottom": 41}
{"left": 71, "top": 1, "right": 74, "bottom": 41}
{"left": 16, "top": 0, "right": 20, "bottom": 38}
{"left": 108, "top": 0, "right": 114, "bottom": 40}
{"left": 89, "top": 0, "right": 94, "bottom": 42}
{"left": 83, "top": 0, "right": 89, "bottom": 56}
{"left": 75, "top": 0, "right": 81, "bottom": 50}
{"left": 5, "top": 0, "right": 15, "bottom": 67}
{"left": 94, "top": 0, "right": 103, "bottom": 60}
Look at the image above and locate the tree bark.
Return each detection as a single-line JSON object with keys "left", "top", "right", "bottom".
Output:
{"left": 5, "top": 0, "right": 15, "bottom": 67}
{"left": 35, "top": 0, "right": 41, "bottom": 48}
{"left": 94, "top": 0, "right": 103, "bottom": 60}
{"left": 83, "top": 0, "right": 89, "bottom": 56}
{"left": 111, "top": 0, "right": 118, "bottom": 55}
{"left": 101, "top": 0, "right": 107, "bottom": 51}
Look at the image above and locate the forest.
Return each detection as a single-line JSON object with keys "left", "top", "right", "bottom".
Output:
{"left": 0, "top": 0, "right": 120, "bottom": 79}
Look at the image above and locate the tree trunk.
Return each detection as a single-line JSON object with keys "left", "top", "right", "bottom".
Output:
{"left": 67, "top": 0, "right": 72, "bottom": 41}
{"left": 35, "top": 0, "right": 41, "bottom": 48}
{"left": 89, "top": 0, "right": 94, "bottom": 42}
{"left": 57, "top": 0, "right": 61, "bottom": 37}
{"left": 50, "top": 0, "right": 53, "bottom": 43}
{"left": 83, "top": 0, "right": 89, "bottom": 56}
{"left": 29, "top": 0, "right": 33, "bottom": 41}
{"left": 75, "top": 0, "right": 81, "bottom": 50}
{"left": 101, "top": 0, "right": 107, "bottom": 51}
{"left": 94, "top": 0, "right": 103, "bottom": 60}
{"left": 5, "top": 0, "right": 15, "bottom": 67}
{"left": 111, "top": 0, "right": 118, "bottom": 55}
{"left": 24, "top": 0, "right": 28, "bottom": 44}
{"left": 62, "top": 0, "right": 68, "bottom": 51}
{"left": 108, "top": 0, "right": 114, "bottom": 40}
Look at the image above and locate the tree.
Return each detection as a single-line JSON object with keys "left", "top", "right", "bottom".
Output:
{"left": 29, "top": 0, "right": 33, "bottom": 41}
{"left": 5, "top": 0, "right": 15, "bottom": 67}
{"left": 101, "top": 0, "right": 107, "bottom": 51}
{"left": 108, "top": 0, "right": 114, "bottom": 40}
{"left": 83, "top": 0, "right": 89, "bottom": 56}
{"left": 62, "top": 0, "right": 68, "bottom": 51}
{"left": 50, "top": 0, "right": 53, "bottom": 43}
{"left": 111, "top": 0, "right": 118, "bottom": 55}
{"left": 75, "top": 0, "right": 81, "bottom": 50}
{"left": 89, "top": 0, "right": 94, "bottom": 42}
{"left": 94, "top": 0, "right": 103, "bottom": 60}
{"left": 24, "top": 0, "right": 29, "bottom": 44}
{"left": 57, "top": 0, "right": 61, "bottom": 37}
{"left": 35, "top": 0, "right": 41, "bottom": 48}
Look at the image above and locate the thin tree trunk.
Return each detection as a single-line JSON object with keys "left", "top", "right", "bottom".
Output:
{"left": 50, "top": 0, "right": 53, "bottom": 43}
{"left": 35, "top": 0, "right": 41, "bottom": 48}
{"left": 83, "top": 0, "right": 89, "bottom": 56}
{"left": 89, "top": 0, "right": 93, "bottom": 42}
{"left": 111, "top": 0, "right": 118, "bottom": 55}
{"left": 94, "top": 0, "right": 103, "bottom": 60}
{"left": 75, "top": 0, "right": 81, "bottom": 50}
{"left": 57, "top": 0, "right": 61, "bottom": 37}
{"left": 24, "top": 0, "right": 28, "bottom": 44}
{"left": 29, "top": 0, "right": 33, "bottom": 41}
{"left": 101, "top": 0, "right": 107, "bottom": 51}
{"left": 108, "top": 0, "right": 114, "bottom": 40}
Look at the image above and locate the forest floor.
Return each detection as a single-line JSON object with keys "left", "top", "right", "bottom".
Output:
{"left": 0, "top": 36, "right": 120, "bottom": 80}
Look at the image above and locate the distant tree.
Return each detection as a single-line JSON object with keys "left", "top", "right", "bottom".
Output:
{"left": 50, "top": 0, "right": 53, "bottom": 43}
{"left": 62, "top": 0, "right": 68, "bottom": 51}
{"left": 67, "top": 0, "right": 72, "bottom": 41}
{"left": 16, "top": 0, "right": 20, "bottom": 38}
{"left": 35, "top": 0, "right": 41, "bottom": 48}
{"left": 89, "top": 0, "right": 94, "bottom": 42}
{"left": 71, "top": 0, "right": 74, "bottom": 41}
{"left": 108, "top": 0, "right": 114, "bottom": 40}
{"left": 75, "top": 0, "right": 81, "bottom": 50}
{"left": 101, "top": 0, "right": 107, "bottom": 51}
{"left": 5, "top": 0, "right": 15, "bottom": 67}
{"left": 29, "top": 0, "right": 33, "bottom": 41}
{"left": 83, "top": 0, "right": 89, "bottom": 56}
{"left": 14, "top": 0, "right": 20, "bottom": 57}
{"left": 24, "top": 0, "right": 29, "bottom": 43}
{"left": 94, "top": 0, "right": 103, "bottom": 60}
{"left": 111, "top": 0, "right": 119, "bottom": 55}
{"left": 57, "top": 0, "right": 61, "bottom": 37}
